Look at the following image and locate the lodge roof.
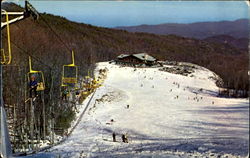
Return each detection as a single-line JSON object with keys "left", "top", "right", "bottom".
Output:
{"left": 117, "top": 54, "right": 129, "bottom": 59}
{"left": 117, "top": 53, "right": 156, "bottom": 62}
{"left": 133, "top": 53, "right": 156, "bottom": 62}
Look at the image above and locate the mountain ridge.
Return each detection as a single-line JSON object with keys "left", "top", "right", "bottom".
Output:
{"left": 204, "top": 34, "right": 249, "bottom": 51}
{"left": 116, "top": 19, "right": 249, "bottom": 39}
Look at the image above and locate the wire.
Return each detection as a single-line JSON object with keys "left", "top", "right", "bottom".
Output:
{"left": 2, "top": 12, "right": 73, "bottom": 70}
{"left": 2, "top": 34, "right": 53, "bottom": 70}
{"left": 39, "top": 13, "right": 72, "bottom": 53}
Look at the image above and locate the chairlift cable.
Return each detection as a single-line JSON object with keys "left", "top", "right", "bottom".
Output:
{"left": 2, "top": 34, "right": 54, "bottom": 70}
{"left": 38, "top": 13, "right": 72, "bottom": 53}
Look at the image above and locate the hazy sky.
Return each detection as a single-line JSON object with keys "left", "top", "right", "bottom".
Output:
{"left": 14, "top": 1, "right": 249, "bottom": 28}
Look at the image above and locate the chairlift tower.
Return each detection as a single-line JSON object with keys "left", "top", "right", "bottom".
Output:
{"left": 1, "top": 1, "right": 39, "bottom": 157}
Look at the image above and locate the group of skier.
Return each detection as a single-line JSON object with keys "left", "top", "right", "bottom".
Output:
{"left": 112, "top": 132, "right": 129, "bottom": 143}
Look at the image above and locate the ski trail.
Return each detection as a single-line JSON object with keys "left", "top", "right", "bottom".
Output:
{"left": 25, "top": 62, "right": 249, "bottom": 158}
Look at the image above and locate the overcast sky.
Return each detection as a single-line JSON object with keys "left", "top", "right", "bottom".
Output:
{"left": 14, "top": 1, "right": 249, "bottom": 28}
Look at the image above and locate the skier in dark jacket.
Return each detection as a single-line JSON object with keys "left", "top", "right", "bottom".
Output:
{"left": 62, "top": 87, "right": 69, "bottom": 101}
{"left": 112, "top": 132, "right": 116, "bottom": 142}
{"left": 29, "top": 75, "right": 38, "bottom": 98}
{"left": 122, "top": 134, "right": 128, "bottom": 143}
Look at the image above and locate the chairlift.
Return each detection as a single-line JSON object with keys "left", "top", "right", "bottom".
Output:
{"left": 1, "top": 10, "right": 11, "bottom": 65}
{"left": 1, "top": 0, "right": 39, "bottom": 65}
{"left": 91, "top": 78, "right": 102, "bottom": 89}
{"left": 62, "top": 50, "right": 78, "bottom": 86}
{"left": 27, "top": 56, "right": 45, "bottom": 91}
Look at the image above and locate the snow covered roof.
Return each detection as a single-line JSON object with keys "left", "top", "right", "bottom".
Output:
{"left": 117, "top": 53, "right": 156, "bottom": 62}
{"left": 117, "top": 54, "right": 129, "bottom": 59}
{"left": 132, "top": 53, "right": 156, "bottom": 62}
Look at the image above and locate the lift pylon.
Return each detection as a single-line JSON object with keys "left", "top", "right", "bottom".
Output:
{"left": 1, "top": 1, "right": 39, "bottom": 157}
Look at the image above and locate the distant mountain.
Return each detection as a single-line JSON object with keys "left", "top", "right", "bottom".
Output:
{"left": 116, "top": 19, "right": 249, "bottom": 39}
{"left": 204, "top": 35, "right": 249, "bottom": 51}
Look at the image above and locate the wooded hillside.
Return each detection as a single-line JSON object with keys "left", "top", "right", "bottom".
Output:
{"left": 2, "top": 3, "right": 248, "bottom": 96}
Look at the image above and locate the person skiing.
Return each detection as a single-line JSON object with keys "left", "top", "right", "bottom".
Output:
{"left": 122, "top": 133, "right": 128, "bottom": 143}
{"left": 122, "top": 134, "right": 125, "bottom": 143}
{"left": 112, "top": 132, "right": 116, "bottom": 142}
{"left": 124, "top": 133, "right": 128, "bottom": 143}
{"left": 29, "top": 75, "right": 38, "bottom": 98}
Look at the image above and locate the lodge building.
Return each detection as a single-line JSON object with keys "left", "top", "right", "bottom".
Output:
{"left": 115, "top": 53, "right": 157, "bottom": 67}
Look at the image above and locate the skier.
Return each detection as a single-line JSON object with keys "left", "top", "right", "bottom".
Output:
{"left": 29, "top": 75, "right": 38, "bottom": 99}
{"left": 112, "top": 132, "right": 116, "bottom": 142}
{"left": 122, "top": 134, "right": 128, "bottom": 143}
{"left": 76, "top": 90, "right": 80, "bottom": 96}
{"left": 125, "top": 134, "right": 128, "bottom": 143}
{"left": 122, "top": 134, "right": 125, "bottom": 143}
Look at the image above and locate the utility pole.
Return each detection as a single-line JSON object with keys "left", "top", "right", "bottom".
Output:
{"left": 0, "top": 1, "right": 39, "bottom": 156}
{"left": 0, "top": 1, "right": 3, "bottom": 106}
{"left": 42, "top": 91, "right": 45, "bottom": 140}
{"left": 30, "top": 99, "right": 34, "bottom": 150}
{"left": 0, "top": 1, "right": 13, "bottom": 157}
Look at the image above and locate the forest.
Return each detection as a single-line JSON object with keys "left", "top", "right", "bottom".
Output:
{"left": 4, "top": 11, "right": 248, "bottom": 93}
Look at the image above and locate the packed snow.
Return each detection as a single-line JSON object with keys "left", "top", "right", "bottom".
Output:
{"left": 23, "top": 62, "right": 249, "bottom": 158}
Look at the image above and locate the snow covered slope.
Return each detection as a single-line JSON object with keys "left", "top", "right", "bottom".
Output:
{"left": 28, "top": 62, "right": 249, "bottom": 158}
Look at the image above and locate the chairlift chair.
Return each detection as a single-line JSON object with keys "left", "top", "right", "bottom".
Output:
{"left": 27, "top": 56, "right": 45, "bottom": 91}
{"left": 1, "top": 10, "right": 11, "bottom": 65}
{"left": 1, "top": 1, "right": 39, "bottom": 65}
{"left": 62, "top": 50, "right": 78, "bottom": 87}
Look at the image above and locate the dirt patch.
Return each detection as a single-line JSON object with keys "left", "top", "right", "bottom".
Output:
{"left": 159, "top": 65, "right": 195, "bottom": 76}
{"left": 96, "top": 90, "right": 126, "bottom": 103}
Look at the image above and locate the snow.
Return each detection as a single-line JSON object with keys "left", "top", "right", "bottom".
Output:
{"left": 22, "top": 62, "right": 249, "bottom": 158}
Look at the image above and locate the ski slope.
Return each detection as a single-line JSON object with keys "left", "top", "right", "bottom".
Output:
{"left": 27, "top": 62, "right": 249, "bottom": 158}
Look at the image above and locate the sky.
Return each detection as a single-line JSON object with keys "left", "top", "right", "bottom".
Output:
{"left": 13, "top": 1, "right": 249, "bottom": 28}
